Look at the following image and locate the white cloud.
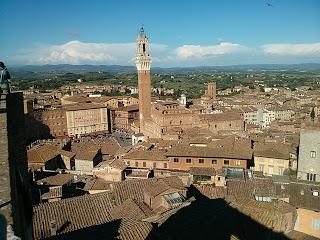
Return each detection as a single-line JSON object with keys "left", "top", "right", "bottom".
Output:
{"left": 7, "top": 40, "right": 320, "bottom": 67}
{"left": 39, "top": 41, "right": 115, "bottom": 64}
{"left": 14, "top": 40, "right": 168, "bottom": 65}
{"left": 175, "top": 42, "right": 251, "bottom": 59}
{"left": 262, "top": 43, "right": 320, "bottom": 56}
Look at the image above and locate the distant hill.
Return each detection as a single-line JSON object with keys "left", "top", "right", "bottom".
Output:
{"left": 11, "top": 63, "right": 320, "bottom": 74}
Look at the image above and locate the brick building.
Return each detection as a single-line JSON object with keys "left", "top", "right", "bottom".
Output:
{"left": 166, "top": 144, "right": 251, "bottom": 171}
{"left": 65, "top": 103, "right": 109, "bottom": 137}
{"left": 111, "top": 104, "right": 139, "bottom": 133}
{"left": 28, "top": 109, "right": 68, "bottom": 138}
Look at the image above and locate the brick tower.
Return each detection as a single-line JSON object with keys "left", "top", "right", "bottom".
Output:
{"left": 207, "top": 82, "right": 216, "bottom": 99}
{"left": 135, "top": 27, "right": 152, "bottom": 130}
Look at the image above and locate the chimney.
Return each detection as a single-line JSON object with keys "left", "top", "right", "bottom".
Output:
{"left": 50, "top": 220, "right": 57, "bottom": 236}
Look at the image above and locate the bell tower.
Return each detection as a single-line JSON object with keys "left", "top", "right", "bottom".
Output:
{"left": 135, "top": 27, "right": 152, "bottom": 129}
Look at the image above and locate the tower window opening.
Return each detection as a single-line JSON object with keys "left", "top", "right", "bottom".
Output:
{"left": 143, "top": 43, "right": 146, "bottom": 53}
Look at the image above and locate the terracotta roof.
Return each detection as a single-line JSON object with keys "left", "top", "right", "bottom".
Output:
{"left": 199, "top": 112, "right": 243, "bottom": 122}
{"left": 254, "top": 143, "right": 291, "bottom": 160}
{"left": 228, "top": 198, "right": 296, "bottom": 232}
{"left": 115, "top": 104, "right": 139, "bottom": 112}
{"left": 190, "top": 167, "right": 216, "bottom": 176}
{"left": 144, "top": 177, "right": 185, "bottom": 197}
{"left": 288, "top": 182, "right": 320, "bottom": 211}
{"left": 33, "top": 192, "right": 114, "bottom": 239}
{"left": 166, "top": 145, "right": 252, "bottom": 160}
{"left": 83, "top": 178, "right": 112, "bottom": 191}
{"left": 100, "top": 138, "right": 121, "bottom": 155}
{"left": 227, "top": 178, "right": 276, "bottom": 198}
{"left": 37, "top": 174, "right": 74, "bottom": 186}
{"left": 27, "top": 145, "right": 60, "bottom": 163}
{"left": 109, "top": 199, "right": 153, "bottom": 221}
{"left": 192, "top": 185, "right": 227, "bottom": 199}
{"left": 59, "top": 149, "right": 76, "bottom": 158}
{"left": 254, "top": 148, "right": 290, "bottom": 160}
{"left": 109, "top": 159, "right": 127, "bottom": 170}
{"left": 64, "top": 102, "right": 106, "bottom": 111}
{"left": 123, "top": 149, "right": 168, "bottom": 161}
{"left": 74, "top": 145, "right": 101, "bottom": 161}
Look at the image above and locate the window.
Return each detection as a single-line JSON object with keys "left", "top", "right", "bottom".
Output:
{"left": 278, "top": 159, "right": 284, "bottom": 165}
{"left": 212, "top": 160, "right": 217, "bottom": 164}
{"left": 268, "top": 166, "right": 274, "bottom": 175}
{"left": 135, "top": 162, "right": 138, "bottom": 167}
{"left": 153, "top": 162, "right": 157, "bottom": 168}
{"left": 224, "top": 160, "right": 229, "bottom": 165}
{"left": 269, "top": 159, "right": 274, "bottom": 164}
{"left": 310, "top": 151, "right": 316, "bottom": 158}
{"left": 259, "top": 158, "right": 264, "bottom": 163}
{"left": 313, "top": 191, "right": 319, "bottom": 197}
{"left": 199, "top": 159, "right": 204, "bottom": 164}
{"left": 235, "top": 160, "right": 241, "bottom": 166}
{"left": 307, "top": 173, "right": 316, "bottom": 182}
{"left": 278, "top": 167, "right": 284, "bottom": 176}
{"left": 312, "top": 218, "right": 320, "bottom": 230}
{"left": 174, "top": 158, "right": 179, "bottom": 163}
{"left": 143, "top": 162, "right": 146, "bottom": 167}
{"left": 164, "top": 163, "right": 167, "bottom": 168}
{"left": 186, "top": 158, "right": 192, "bottom": 164}
{"left": 259, "top": 165, "right": 264, "bottom": 172}
{"left": 217, "top": 177, "right": 221, "bottom": 181}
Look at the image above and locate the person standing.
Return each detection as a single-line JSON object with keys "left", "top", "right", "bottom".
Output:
{"left": 0, "top": 62, "right": 11, "bottom": 94}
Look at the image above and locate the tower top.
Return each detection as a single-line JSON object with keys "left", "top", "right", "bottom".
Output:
{"left": 135, "top": 26, "right": 151, "bottom": 71}
{"left": 138, "top": 26, "right": 146, "bottom": 38}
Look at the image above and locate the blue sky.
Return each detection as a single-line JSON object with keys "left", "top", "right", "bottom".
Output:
{"left": 1, "top": 0, "right": 320, "bottom": 67}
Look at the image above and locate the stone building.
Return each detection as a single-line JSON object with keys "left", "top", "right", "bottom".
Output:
{"left": 297, "top": 128, "right": 320, "bottom": 182}
{"left": 74, "top": 146, "right": 102, "bottom": 173}
{"left": 143, "top": 101, "right": 200, "bottom": 138}
{"left": 65, "top": 103, "right": 109, "bottom": 137}
{"left": 198, "top": 112, "right": 245, "bottom": 133}
{"left": 111, "top": 104, "right": 139, "bottom": 133}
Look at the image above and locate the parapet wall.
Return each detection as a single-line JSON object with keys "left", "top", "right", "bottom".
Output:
{"left": 0, "top": 93, "right": 32, "bottom": 239}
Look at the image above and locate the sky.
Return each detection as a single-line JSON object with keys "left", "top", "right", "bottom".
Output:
{"left": 1, "top": 0, "right": 320, "bottom": 67}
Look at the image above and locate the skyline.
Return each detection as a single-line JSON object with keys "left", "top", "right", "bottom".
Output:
{"left": 1, "top": 0, "right": 320, "bottom": 67}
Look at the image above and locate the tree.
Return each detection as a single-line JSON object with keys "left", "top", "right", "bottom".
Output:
{"left": 310, "top": 107, "right": 316, "bottom": 122}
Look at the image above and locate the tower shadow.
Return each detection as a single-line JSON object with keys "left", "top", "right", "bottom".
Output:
{"left": 147, "top": 186, "right": 291, "bottom": 240}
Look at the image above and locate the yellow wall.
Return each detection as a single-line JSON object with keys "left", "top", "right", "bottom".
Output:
{"left": 254, "top": 156, "right": 289, "bottom": 176}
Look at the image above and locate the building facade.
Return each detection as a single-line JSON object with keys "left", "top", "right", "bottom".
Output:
{"left": 65, "top": 103, "right": 109, "bottom": 137}
{"left": 297, "top": 128, "right": 320, "bottom": 182}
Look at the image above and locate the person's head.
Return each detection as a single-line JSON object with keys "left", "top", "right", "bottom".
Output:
{"left": 0, "top": 62, "right": 5, "bottom": 69}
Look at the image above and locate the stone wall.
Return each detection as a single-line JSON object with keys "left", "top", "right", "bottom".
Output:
{"left": 298, "top": 128, "right": 320, "bottom": 182}
{"left": 0, "top": 93, "right": 32, "bottom": 239}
